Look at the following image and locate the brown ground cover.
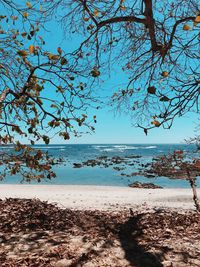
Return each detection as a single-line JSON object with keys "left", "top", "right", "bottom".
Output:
{"left": 0, "top": 198, "right": 199, "bottom": 267}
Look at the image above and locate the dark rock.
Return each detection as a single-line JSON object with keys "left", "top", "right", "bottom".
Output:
{"left": 125, "top": 155, "right": 142, "bottom": 159}
{"left": 83, "top": 159, "right": 98, "bottom": 167}
{"left": 128, "top": 181, "right": 163, "bottom": 189}
{"left": 145, "top": 174, "right": 156, "bottom": 178}
{"left": 73, "top": 163, "right": 82, "bottom": 168}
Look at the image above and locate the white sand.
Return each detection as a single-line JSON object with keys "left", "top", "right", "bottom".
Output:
{"left": 0, "top": 184, "right": 199, "bottom": 211}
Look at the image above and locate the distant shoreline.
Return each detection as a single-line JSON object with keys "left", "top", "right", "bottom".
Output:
{"left": 0, "top": 143, "right": 188, "bottom": 145}
{"left": 0, "top": 184, "right": 198, "bottom": 211}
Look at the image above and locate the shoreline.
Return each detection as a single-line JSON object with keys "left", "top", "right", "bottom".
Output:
{"left": 0, "top": 184, "right": 199, "bottom": 211}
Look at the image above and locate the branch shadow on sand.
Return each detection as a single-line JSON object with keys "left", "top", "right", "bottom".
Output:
{"left": 118, "top": 213, "right": 163, "bottom": 267}
{"left": 67, "top": 212, "right": 164, "bottom": 267}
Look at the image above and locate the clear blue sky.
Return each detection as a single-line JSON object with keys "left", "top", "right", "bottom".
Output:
{"left": 39, "top": 17, "right": 198, "bottom": 144}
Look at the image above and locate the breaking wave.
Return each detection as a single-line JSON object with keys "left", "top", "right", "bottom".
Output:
{"left": 92, "top": 145, "right": 157, "bottom": 152}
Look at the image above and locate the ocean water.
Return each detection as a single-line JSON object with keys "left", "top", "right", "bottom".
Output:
{"left": 0, "top": 144, "right": 200, "bottom": 188}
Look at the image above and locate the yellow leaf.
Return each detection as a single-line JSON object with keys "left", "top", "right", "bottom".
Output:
{"left": 161, "top": 71, "right": 168, "bottom": 78}
{"left": 26, "top": 1, "right": 32, "bottom": 8}
{"left": 52, "top": 55, "right": 60, "bottom": 60}
{"left": 194, "top": 15, "right": 200, "bottom": 23}
{"left": 151, "top": 120, "right": 161, "bottom": 127}
{"left": 29, "top": 45, "right": 35, "bottom": 54}
{"left": 48, "top": 54, "right": 53, "bottom": 60}
{"left": 40, "top": 5, "right": 43, "bottom": 12}
{"left": 94, "top": 9, "right": 99, "bottom": 17}
{"left": 23, "top": 12, "right": 28, "bottom": 18}
{"left": 183, "top": 24, "right": 191, "bottom": 30}
{"left": 83, "top": 17, "right": 90, "bottom": 22}
{"left": 21, "top": 32, "right": 27, "bottom": 38}
{"left": 17, "top": 50, "right": 28, "bottom": 57}
{"left": 120, "top": 6, "right": 126, "bottom": 11}
{"left": 48, "top": 54, "right": 60, "bottom": 60}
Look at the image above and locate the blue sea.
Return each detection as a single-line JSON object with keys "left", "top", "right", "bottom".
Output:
{"left": 0, "top": 144, "right": 200, "bottom": 188}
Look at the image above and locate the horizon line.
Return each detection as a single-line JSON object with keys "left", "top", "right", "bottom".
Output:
{"left": 28, "top": 142, "right": 186, "bottom": 145}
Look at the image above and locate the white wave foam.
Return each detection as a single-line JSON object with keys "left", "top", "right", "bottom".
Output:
{"left": 101, "top": 148, "right": 115, "bottom": 152}
{"left": 94, "top": 145, "right": 139, "bottom": 151}
{"left": 112, "top": 145, "right": 127, "bottom": 148}
{"left": 143, "top": 146, "right": 157, "bottom": 149}
{"left": 95, "top": 145, "right": 157, "bottom": 152}
{"left": 99, "top": 146, "right": 139, "bottom": 152}
{"left": 113, "top": 145, "right": 138, "bottom": 149}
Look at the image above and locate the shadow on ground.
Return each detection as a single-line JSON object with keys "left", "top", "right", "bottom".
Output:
{"left": 0, "top": 198, "right": 199, "bottom": 267}
{"left": 119, "top": 213, "right": 163, "bottom": 267}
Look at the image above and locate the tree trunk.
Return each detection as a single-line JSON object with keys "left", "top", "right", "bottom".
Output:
{"left": 143, "top": 0, "right": 160, "bottom": 52}
{"left": 187, "top": 171, "right": 200, "bottom": 212}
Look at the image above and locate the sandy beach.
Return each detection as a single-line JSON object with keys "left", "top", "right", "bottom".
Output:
{"left": 0, "top": 184, "right": 199, "bottom": 211}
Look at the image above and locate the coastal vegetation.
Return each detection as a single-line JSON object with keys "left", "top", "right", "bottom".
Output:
{"left": 147, "top": 151, "right": 200, "bottom": 211}
{"left": 0, "top": 0, "right": 199, "bottom": 180}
